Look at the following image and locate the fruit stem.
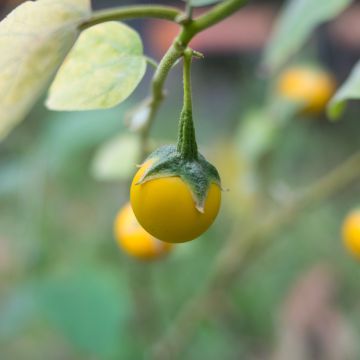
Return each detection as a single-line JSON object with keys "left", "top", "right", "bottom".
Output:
{"left": 177, "top": 49, "right": 198, "bottom": 161}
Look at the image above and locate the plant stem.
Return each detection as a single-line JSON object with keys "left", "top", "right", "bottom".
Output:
{"left": 182, "top": 50, "right": 193, "bottom": 124}
{"left": 185, "top": 1, "right": 193, "bottom": 20}
{"left": 150, "top": 151, "right": 360, "bottom": 359}
{"left": 192, "top": 0, "right": 248, "bottom": 34}
{"left": 79, "top": 5, "right": 182, "bottom": 30}
{"left": 126, "top": 262, "right": 160, "bottom": 348}
{"left": 145, "top": 56, "right": 159, "bottom": 70}
{"left": 139, "top": 0, "right": 248, "bottom": 158}
{"left": 177, "top": 49, "right": 198, "bottom": 160}
{"left": 139, "top": 42, "right": 185, "bottom": 158}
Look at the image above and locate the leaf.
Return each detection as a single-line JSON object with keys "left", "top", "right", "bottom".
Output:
{"left": 235, "top": 110, "right": 280, "bottom": 164}
{"left": 91, "top": 134, "right": 140, "bottom": 181}
{"left": 263, "top": 0, "right": 352, "bottom": 72}
{"left": 328, "top": 59, "right": 360, "bottom": 119}
{"left": 46, "top": 22, "right": 147, "bottom": 111}
{"left": 38, "top": 267, "right": 130, "bottom": 357}
{"left": 182, "top": 0, "right": 224, "bottom": 6}
{"left": 0, "top": 0, "right": 90, "bottom": 140}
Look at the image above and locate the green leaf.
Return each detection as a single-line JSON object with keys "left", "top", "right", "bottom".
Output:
{"left": 38, "top": 267, "right": 130, "bottom": 357}
{"left": 0, "top": 0, "right": 90, "bottom": 140}
{"left": 235, "top": 110, "right": 279, "bottom": 164}
{"left": 182, "top": 0, "right": 223, "bottom": 6}
{"left": 91, "top": 134, "right": 140, "bottom": 181}
{"left": 328, "top": 60, "right": 360, "bottom": 119}
{"left": 263, "top": 0, "right": 352, "bottom": 72}
{"left": 46, "top": 22, "right": 147, "bottom": 111}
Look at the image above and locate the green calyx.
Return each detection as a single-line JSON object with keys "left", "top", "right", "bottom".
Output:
{"left": 136, "top": 145, "right": 221, "bottom": 213}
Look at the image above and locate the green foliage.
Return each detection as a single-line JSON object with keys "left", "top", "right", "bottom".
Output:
{"left": 328, "top": 60, "right": 360, "bottom": 119}
{"left": 37, "top": 267, "right": 130, "bottom": 358}
{"left": 46, "top": 22, "right": 147, "bottom": 111}
{"left": 0, "top": 0, "right": 90, "bottom": 141}
{"left": 92, "top": 134, "right": 140, "bottom": 181}
{"left": 235, "top": 110, "right": 279, "bottom": 164}
{"left": 263, "top": 0, "right": 352, "bottom": 72}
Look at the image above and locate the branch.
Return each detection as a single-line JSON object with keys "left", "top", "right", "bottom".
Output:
{"left": 139, "top": 0, "right": 248, "bottom": 157}
{"left": 150, "top": 151, "right": 360, "bottom": 359}
{"left": 126, "top": 262, "right": 160, "bottom": 347}
{"left": 191, "top": 0, "right": 248, "bottom": 35}
{"left": 79, "top": 5, "right": 182, "bottom": 30}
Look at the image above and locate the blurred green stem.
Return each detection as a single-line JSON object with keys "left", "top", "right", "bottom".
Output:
{"left": 126, "top": 262, "right": 160, "bottom": 348}
{"left": 151, "top": 151, "right": 360, "bottom": 359}
{"left": 185, "top": 1, "right": 193, "bottom": 20}
{"left": 145, "top": 56, "right": 159, "bottom": 69}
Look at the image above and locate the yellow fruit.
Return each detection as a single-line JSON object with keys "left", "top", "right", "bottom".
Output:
{"left": 277, "top": 66, "right": 336, "bottom": 114}
{"left": 342, "top": 210, "right": 360, "bottom": 259}
{"left": 130, "top": 160, "right": 221, "bottom": 243}
{"left": 114, "top": 203, "right": 172, "bottom": 260}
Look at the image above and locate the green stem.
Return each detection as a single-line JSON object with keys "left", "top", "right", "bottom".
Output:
{"left": 139, "top": 0, "right": 247, "bottom": 158}
{"left": 182, "top": 50, "right": 193, "bottom": 118}
{"left": 145, "top": 56, "right": 159, "bottom": 70}
{"left": 177, "top": 49, "right": 198, "bottom": 160}
{"left": 139, "top": 42, "right": 186, "bottom": 159}
{"left": 79, "top": 5, "right": 182, "bottom": 30}
{"left": 185, "top": 1, "right": 194, "bottom": 20}
{"left": 191, "top": 0, "right": 248, "bottom": 34}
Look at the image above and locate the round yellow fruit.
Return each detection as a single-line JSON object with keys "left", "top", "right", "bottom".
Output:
{"left": 130, "top": 161, "right": 221, "bottom": 243}
{"left": 277, "top": 66, "right": 336, "bottom": 114}
{"left": 342, "top": 210, "right": 360, "bottom": 259}
{"left": 114, "top": 203, "right": 172, "bottom": 260}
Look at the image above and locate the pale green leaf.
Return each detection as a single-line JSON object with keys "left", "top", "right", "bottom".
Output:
{"left": 263, "top": 0, "right": 352, "bottom": 72}
{"left": 46, "top": 22, "right": 146, "bottom": 111}
{"left": 92, "top": 134, "right": 140, "bottom": 181}
{"left": 328, "top": 59, "right": 360, "bottom": 119}
{"left": 0, "top": 0, "right": 90, "bottom": 140}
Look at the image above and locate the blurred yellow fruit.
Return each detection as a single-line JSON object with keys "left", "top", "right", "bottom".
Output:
{"left": 342, "top": 210, "right": 360, "bottom": 259}
{"left": 114, "top": 203, "right": 173, "bottom": 260}
{"left": 277, "top": 66, "right": 336, "bottom": 114}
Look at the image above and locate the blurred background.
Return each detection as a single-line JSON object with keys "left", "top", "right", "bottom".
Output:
{"left": 0, "top": 0, "right": 360, "bottom": 359}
